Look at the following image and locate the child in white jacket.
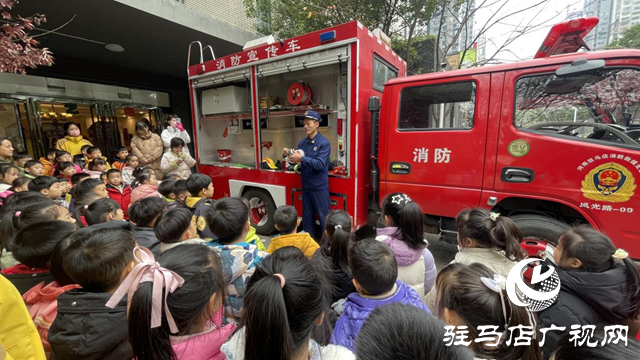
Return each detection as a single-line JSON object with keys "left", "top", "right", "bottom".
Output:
{"left": 160, "top": 138, "right": 196, "bottom": 179}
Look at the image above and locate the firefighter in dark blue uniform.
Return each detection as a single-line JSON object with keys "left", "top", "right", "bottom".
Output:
{"left": 283, "top": 111, "right": 330, "bottom": 238}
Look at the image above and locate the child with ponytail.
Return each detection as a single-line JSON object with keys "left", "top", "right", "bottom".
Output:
{"left": 222, "top": 246, "right": 354, "bottom": 360}
{"left": 538, "top": 226, "right": 640, "bottom": 357}
{"left": 311, "top": 210, "right": 356, "bottom": 304}
{"left": 130, "top": 166, "right": 161, "bottom": 204}
{"left": 435, "top": 262, "right": 543, "bottom": 360}
{"left": 376, "top": 193, "right": 437, "bottom": 299}
{"left": 425, "top": 208, "right": 526, "bottom": 311}
{"left": 109, "top": 244, "right": 235, "bottom": 360}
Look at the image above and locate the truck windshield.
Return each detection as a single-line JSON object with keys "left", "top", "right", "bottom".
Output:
{"left": 514, "top": 68, "right": 640, "bottom": 148}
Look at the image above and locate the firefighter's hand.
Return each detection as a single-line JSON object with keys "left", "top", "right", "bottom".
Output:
{"left": 289, "top": 152, "right": 302, "bottom": 163}
{"left": 282, "top": 148, "right": 291, "bottom": 157}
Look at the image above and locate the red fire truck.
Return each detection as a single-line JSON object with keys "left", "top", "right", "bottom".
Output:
{"left": 188, "top": 18, "right": 640, "bottom": 259}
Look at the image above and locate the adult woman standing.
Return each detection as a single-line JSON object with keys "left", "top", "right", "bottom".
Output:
{"left": 160, "top": 114, "right": 191, "bottom": 155}
{"left": 130, "top": 121, "right": 163, "bottom": 179}
{"left": 55, "top": 122, "right": 92, "bottom": 156}
{"left": 0, "top": 137, "right": 14, "bottom": 165}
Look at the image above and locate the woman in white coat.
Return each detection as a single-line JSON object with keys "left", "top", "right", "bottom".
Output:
{"left": 160, "top": 114, "right": 191, "bottom": 155}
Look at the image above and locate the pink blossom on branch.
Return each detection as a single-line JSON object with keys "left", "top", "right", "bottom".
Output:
{"left": 0, "top": 0, "right": 53, "bottom": 74}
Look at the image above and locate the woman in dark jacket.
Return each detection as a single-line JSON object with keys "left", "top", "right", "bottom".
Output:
{"left": 538, "top": 226, "right": 640, "bottom": 358}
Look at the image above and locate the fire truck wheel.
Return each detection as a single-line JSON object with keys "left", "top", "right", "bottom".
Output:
{"left": 510, "top": 214, "right": 570, "bottom": 246}
{"left": 243, "top": 188, "right": 277, "bottom": 235}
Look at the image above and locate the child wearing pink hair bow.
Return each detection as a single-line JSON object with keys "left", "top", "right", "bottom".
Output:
{"left": 108, "top": 244, "right": 234, "bottom": 360}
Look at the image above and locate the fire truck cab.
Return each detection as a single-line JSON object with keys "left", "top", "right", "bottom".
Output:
{"left": 189, "top": 18, "right": 640, "bottom": 259}
{"left": 373, "top": 17, "right": 640, "bottom": 258}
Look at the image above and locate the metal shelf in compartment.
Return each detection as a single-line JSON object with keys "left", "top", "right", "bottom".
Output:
{"left": 200, "top": 160, "right": 255, "bottom": 169}
{"left": 201, "top": 105, "right": 334, "bottom": 121}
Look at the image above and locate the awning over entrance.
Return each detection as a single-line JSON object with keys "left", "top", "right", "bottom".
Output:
{"left": 9, "top": 0, "right": 257, "bottom": 78}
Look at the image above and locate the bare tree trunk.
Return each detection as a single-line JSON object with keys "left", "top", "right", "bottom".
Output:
{"left": 434, "top": 1, "right": 447, "bottom": 72}
{"left": 404, "top": 0, "right": 428, "bottom": 61}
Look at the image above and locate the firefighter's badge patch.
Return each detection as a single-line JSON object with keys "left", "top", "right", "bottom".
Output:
{"left": 581, "top": 162, "right": 636, "bottom": 203}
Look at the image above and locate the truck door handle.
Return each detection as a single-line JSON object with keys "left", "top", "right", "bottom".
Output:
{"left": 501, "top": 167, "right": 534, "bottom": 183}
{"left": 390, "top": 162, "right": 411, "bottom": 175}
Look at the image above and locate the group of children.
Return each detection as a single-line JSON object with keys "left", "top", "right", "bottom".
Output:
{"left": 1, "top": 177, "right": 639, "bottom": 359}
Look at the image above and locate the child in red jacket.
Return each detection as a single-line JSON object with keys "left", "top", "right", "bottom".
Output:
{"left": 105, "top": 169, "right": 131, "bottom": 219}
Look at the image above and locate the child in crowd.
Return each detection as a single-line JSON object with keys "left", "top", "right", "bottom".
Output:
{"left": 24, "top": 159, "right": 44, "bottom": 179}
{"left": 0, "top": 193, "right": 52, "bottom": 269}
{"left": 424, "top": 208, "right": 526, "bottom": 311}
{"left": 222, "top": 247, "right": 354, "bottom": 359}
{"left": 70, "top": 172, "right": 89, "bottom": 187}
{"left": 435, "top": 262, "right": 542, "bottom": 360}
{"left": 71, "top": 192, "right": 103, "bottom": 226}
{"left": 121, "top": 154, "right": 139, "bottom": 186}
{"left": 538, "top": 226, "right": 640, "bottom": 357}
{"left": 84, "top": 146, "right": 111, "bottom": 170}
{"left": 312, "top": 210, "right": 356, "bottom": 305}
{"left": 68, "top": 177, "right": 108, "bottom": 216}
{"left": 23, "top": 225, "right": 82, "bottom": 357}
{"left": 158, "top": 178, "right": 176, "bottom": 203}
{"left": 39, "top": 148, "right": 57, "bottom": 176}
{"left": 130, "top": 166, "right": 161, "bottom": 204}
{"left": 0, "top": 164, "right": 19, "bottom": 191}
{"left": 48, "top": 228, "right": 136, "bottom": 359}
{"left": 184, "top": 173, "right": 215, "bottom": 239}
{"left": 268, "top": 205, "right": 319, "bottom": 258}
{"left": 11, "top": 177, "right": 31, "bottom": 192}
{"left": 0, "top": 274, "right": 47, "bottom": 360}
{"left": 80, "top": 144, "right": 92, "bottom": 168}
{"left": 155, "top": 207, "right": 207, "bottom": 253}
{"left": 1, "top": 221, "right": 77, "bottom": 295}
{"left": 0, "top": 201, "right": 65, "bottom": 256}
{"left": 160, "top": 137, "right": 196, "bottom": 179}
{"left": 54, "top": 177, "right": 71, "bottom": 209}
{"left": 128, "top": 197, "right": 167, "bottom": 256}
{"left": 356, "top": 303, "right": 474, "bottom": 360}
{"left": 54, "top": 150, "right": 82, "bottom": 174}
{"left": 112, "top": 146, "right": 128, "bottom": 171}
{"left": 376, "top": 193, "right": 437, "bottom": 299}
{"left": 28, "top": 176, "right": 62, "bottom": 201}
{"left": 13, "top": 151, "right": 32, "bottom": 176}
{"left": 172, "top": 179, "right": 188, "bottom": 203}
{"left": 105, "top": 169, "right": 131, "bottom": 218}
{"left": 84, "top": 158, "right": 108, "bottom": 179}
{"left": 330, "top": 239, "right": 430, "bottom": 351}
{"left": 85, "top": 198, "right": 124, "bottom": 224}
{"left": 206, "top": 197, "right": 268, "bottom": 324}
{"left": 115, "top": 244, "right": 235, "bottom": 360}
{"left": 54, "top": 162, "right": 76, "bottom": 182}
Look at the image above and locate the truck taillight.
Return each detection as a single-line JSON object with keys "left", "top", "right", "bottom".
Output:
{"left": 337, "top": 118, "right": 343, "bottom": 136}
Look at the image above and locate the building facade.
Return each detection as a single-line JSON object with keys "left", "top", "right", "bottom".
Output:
{"left": 583, "top": 0, "right": 640, "bottom": 49}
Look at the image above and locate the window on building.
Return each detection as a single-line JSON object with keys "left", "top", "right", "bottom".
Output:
{"left": 373, "top": 56, "right": 398, "bottom": 91}
{"left": 398, "top": 81, "right": 476, "bottom": 130}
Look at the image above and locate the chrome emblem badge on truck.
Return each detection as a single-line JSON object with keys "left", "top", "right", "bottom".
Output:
{"left": 581, "top": 162, "right": 636, "bottom": 203}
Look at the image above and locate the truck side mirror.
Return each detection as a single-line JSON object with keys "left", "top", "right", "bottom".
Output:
{"left": 368, "top": 96, "right": 380, "bottom": 112}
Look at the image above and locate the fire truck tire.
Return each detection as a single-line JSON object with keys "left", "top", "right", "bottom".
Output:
{"left": 243, "top": 188, "right": 277, "bottom": 235}
{"left": 509, "top": 214, "right": 570, "bottom": 245}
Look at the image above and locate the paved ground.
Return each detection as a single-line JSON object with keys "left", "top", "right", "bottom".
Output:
{"left": 260, "top": 231, "right": 457, "bottom": 271}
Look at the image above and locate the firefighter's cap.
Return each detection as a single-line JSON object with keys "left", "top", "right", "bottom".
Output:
{"left": 303, "top": 110, "right": 321, "bottom": 122}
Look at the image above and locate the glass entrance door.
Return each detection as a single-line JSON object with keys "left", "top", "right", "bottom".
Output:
{"left": 0, "top": 99, "right": 27, "bottom": 153}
